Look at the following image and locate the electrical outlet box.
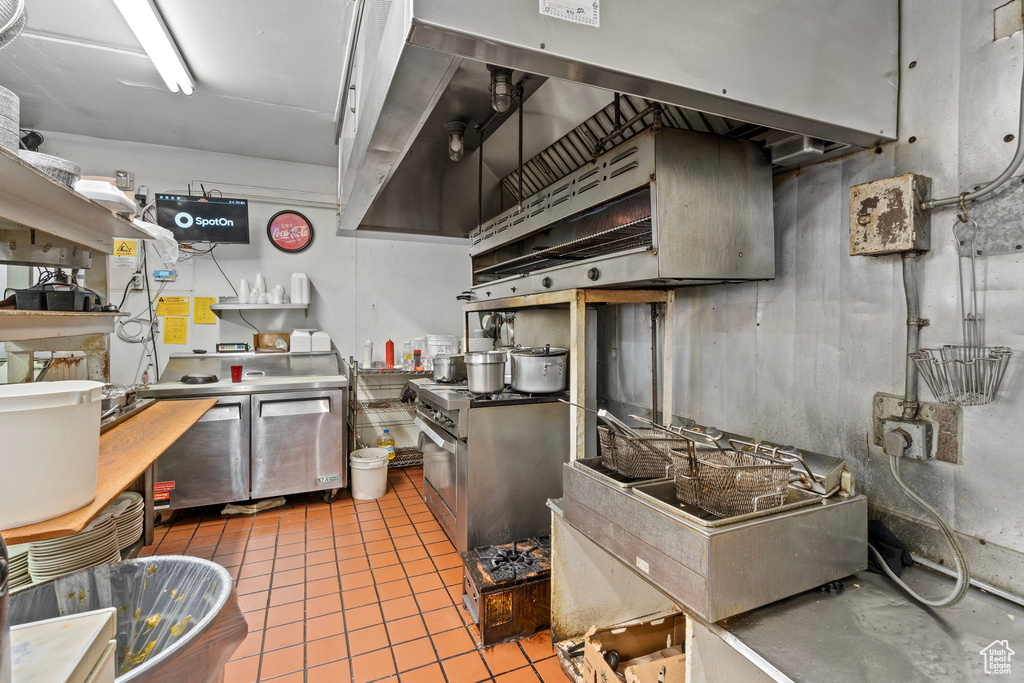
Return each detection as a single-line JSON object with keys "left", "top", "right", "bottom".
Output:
{"left": 115, "top": 170, "right": 134, "bottom": 191}
{"left": 872, "top": 393, "right": 961, "bottom": 464}
{"left": 882, "top": 418, "right": 933, "bottom": 461}
{"left": 849, "top": 173, "right": 931, "bottom": 255}
{"left": 153, "top": 269, "right": 176, "bottom": 282}
{"left": 129, "top": 272, "right": 144, "bottom": 290}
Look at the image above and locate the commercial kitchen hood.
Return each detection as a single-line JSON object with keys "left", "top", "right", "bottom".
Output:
{"left": 336, "top": 0, "right": 898, "bottom": 239}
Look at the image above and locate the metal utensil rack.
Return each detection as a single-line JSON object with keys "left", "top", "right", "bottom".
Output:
{"left": 348, "top": 360, "right": 430, "bottom": 468}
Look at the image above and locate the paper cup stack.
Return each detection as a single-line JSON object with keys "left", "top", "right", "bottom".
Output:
{"left": 27, "top": 512, "right": 121, "bottom": 584}
{"left": 0, "top": 84, "right": 18, "bottom": 152}
{"left": 6, "top": 543, "right": 30, "bottom": 590}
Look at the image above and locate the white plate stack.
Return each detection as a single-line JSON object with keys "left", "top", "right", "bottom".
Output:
{"left": 107, "top": 491, "right": 144, "bottom": 550}
{"left": 7, "top": 543, "right": 30, "bottom": 590}
{"left": 27, "top": 512, "right": 120, "bottom": 584}
{"left": 0, "top": 84, "right": 18, "bottom": 152}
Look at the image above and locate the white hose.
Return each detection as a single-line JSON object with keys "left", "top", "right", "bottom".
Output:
{"left": 868, "top": 453, "right": 971, "bottom": 607}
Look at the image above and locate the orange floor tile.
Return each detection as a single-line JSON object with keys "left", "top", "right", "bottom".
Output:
{"left": 139, "top": 466, "right": 572, "bottom": 683}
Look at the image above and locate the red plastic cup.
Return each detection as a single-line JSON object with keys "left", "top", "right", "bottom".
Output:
{"left": 230, "top": 365, "right": 243, "bottom": 382}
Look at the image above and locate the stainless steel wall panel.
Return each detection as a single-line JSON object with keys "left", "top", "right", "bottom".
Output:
{"left": 597, "top": 2, "right": 1024, "bottom": 593}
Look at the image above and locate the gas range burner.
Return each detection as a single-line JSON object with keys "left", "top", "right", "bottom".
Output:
{"left": 461, "top": 536, "right": 553, "bottom": 645}
{"left": 472, "top": 537, "right": 551, "bottom": 584}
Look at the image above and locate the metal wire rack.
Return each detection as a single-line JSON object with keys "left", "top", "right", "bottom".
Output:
{"left": 349, "top": 361, "right": 423, "bottom": 468}
{"left": 911, "top": 220, "right": 1013, "bottom": 406}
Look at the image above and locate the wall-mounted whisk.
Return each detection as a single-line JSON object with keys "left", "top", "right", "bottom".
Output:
{"left": 911, "top": 219, "right": 1012, "bottom": 406}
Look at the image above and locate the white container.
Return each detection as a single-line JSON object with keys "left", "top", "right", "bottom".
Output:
{"left": 0, "top": 381, "right": 104, "bottom": 529}
{"left": 310, "top": 330, "right": 331, "bottom": 352}
{"left": 290, "top": 329, "right": 314, "bottom": 353}
{"left": 349, "top": 448, "right": 389, "bottom": 500}
{"left": 426, "top": 334, "right": 459, "bottom": 357}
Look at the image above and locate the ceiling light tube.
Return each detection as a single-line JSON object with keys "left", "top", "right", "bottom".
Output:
{"left": 112, "top": 0, "right": 194, "bottom": 95}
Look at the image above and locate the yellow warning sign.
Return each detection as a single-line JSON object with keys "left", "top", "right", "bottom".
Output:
{"left": 113, "top": 239, "right": 137, "bottom": 257}
{"left": 156, "top": 296, "right": 189, "bottom": 317}
{"left": 163, "top": 317, "right": 187, "bottom": 344}
{"left": 194, "top": 297, "right": 217, "bottom": 324}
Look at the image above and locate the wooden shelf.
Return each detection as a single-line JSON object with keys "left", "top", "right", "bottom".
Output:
{"left": 0, "top": 147, "right": 150, "bottom": 253}
{"left": 1, "top": 398, "right": 216, "bottom": 545}
{"left": 0, "top": 309, "right": 128, "bottom": 342}
{"left": 462, "top": 288, "right": 671, "bottom": 312}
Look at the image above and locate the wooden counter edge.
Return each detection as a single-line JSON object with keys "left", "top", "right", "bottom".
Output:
{"left": 1, "top": 398, "right": 216, "bottom": 545}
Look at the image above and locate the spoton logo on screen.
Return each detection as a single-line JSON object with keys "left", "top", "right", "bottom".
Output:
{"left": 174, "top": 212, "right": 235, "bottom": 229}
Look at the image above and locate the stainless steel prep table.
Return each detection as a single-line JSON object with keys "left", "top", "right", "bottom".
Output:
{"left": 141, "top": 352, "right": 348, "bottom": 508}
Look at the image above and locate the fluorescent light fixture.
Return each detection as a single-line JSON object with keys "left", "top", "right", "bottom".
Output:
{"left": 111, "top": 0, "right": 194, "bottom": 95}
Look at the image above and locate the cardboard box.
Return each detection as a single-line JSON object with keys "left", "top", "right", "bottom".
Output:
{"left": 582, "top": 613, "right": 686, "bottom": 683}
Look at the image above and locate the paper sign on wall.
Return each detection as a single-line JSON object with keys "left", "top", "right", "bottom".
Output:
{"left": 156, "top": 296, "right": 189, "bottom": 316}
{"left": 194, "top": 297, "right": 217, "bottom": 324}
{"left": 539, "top": 0, "right": 599, "bottom": 26}
{"left": 111, "top": 239, "right": 137, "bottom": 271}
{"left": 163, "top": 317, "right": 188, "bottom": 344}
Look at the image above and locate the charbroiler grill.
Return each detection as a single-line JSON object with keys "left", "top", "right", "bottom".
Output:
{"left": 468, "top": 128, "right": 775, "bottom": 300}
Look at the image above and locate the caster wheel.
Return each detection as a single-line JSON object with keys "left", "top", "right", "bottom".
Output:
{"left": 322, "top": 488, "right": 339, "bottom": 504}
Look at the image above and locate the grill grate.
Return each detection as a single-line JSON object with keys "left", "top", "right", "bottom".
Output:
{"left": 474, "top": 216, "right": 652, "bottom": 278}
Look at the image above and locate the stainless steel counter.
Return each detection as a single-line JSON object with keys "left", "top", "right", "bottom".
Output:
{"left": 140, "top": 375, "right": 347, "bottom": 398}
{"left": 551, "top": 494, "right": 1024, "bottom": 682}
{"left": 694, "top": 567, "right": 1024, "bottom": 682}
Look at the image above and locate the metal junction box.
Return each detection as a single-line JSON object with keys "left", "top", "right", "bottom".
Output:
{"left": 849, "top": 174, "right": 932, "bottom": 255}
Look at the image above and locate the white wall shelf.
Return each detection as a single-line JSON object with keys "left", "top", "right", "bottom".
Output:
{"left": 209, "top": 302, "right": 308, "bottom": 311}
{"left": 0, "top": 309, "right": 128, "bottom": 342}
{"left": 0, "top": 147, "right": 149, "bottom": 254}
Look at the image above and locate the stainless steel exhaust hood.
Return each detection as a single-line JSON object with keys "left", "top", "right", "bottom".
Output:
{"left": 337, "top": 0, "right": 898, "bottom": 238}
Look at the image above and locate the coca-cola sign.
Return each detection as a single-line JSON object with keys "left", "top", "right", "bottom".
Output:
{"left": 267, "top": 210, "right": 313, "bottom": 253}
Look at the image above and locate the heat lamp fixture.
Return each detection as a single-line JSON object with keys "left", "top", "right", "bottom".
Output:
{"left": 487, "top": 65, "right": 514, "bottom": 115}
{"left": 112, "top": 0, "right": 194, "bottom": 95}
{"left": 446, "top": 121, "right": 467, "bottom": 162}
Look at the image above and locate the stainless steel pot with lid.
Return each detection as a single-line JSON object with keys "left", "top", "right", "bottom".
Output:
{"left": 464, "top": 351, "right": 507, "bottom": 394}
{"left": 511, "top": 345, "right": 568, "bottom": 394}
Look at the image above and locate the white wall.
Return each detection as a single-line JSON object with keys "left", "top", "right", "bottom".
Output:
{"left": 39, "top": 132, "right": 471, "bottom": 384}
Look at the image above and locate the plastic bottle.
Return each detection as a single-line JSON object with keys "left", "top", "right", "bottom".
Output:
{"left": 413, "top": 349, "right": 423, "bottom": 371}
{"left": 376, "top": 429, "right": 396, "bottom": 460}
{"left": 362, "top": 340, "right": 373, "bottom": 368}
{"left": 385, "top": 339, "right": 395, "bottom": 368}
{"left": 402, "top": 341, "right": 413, "bottom": 370}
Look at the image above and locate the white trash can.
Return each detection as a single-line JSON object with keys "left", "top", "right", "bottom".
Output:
{"left": 349, "top": 448, "right": 389, "bottom": 500}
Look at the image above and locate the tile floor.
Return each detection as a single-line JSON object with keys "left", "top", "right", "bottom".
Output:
{"left": 139, "top": 466, "right": 572, "bottom": 683}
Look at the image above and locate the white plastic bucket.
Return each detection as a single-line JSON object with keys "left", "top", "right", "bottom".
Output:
{"left": 0, "top": 380, "right": 104, "bottom": 528}
{"left": 350, "top": 448, "right": 389, "bottom": 500}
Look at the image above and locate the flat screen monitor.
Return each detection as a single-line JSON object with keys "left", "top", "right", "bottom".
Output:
{"left": 155, "top": 194, "right": 250, "bottom": 244}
